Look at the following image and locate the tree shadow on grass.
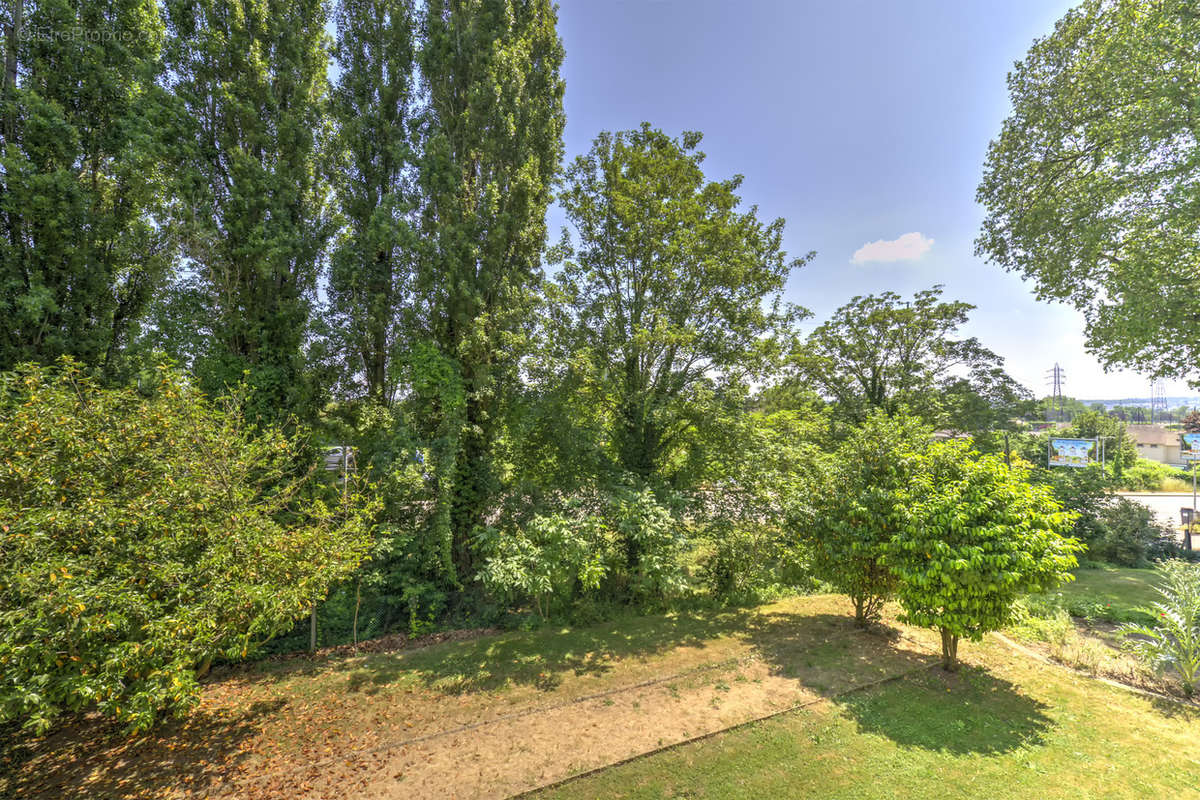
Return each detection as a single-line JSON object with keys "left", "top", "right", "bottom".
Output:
{"left": 729, "top": 609, "right": 1055, "bottom": 755}
{"left": 250, "top": 602, "right": 922, "bottom": 701}
{"left": 0, "top": 699, "right": 285, "bottom": 800}
{"left": 834, "top": 664, "right": 1055, "bottom": 755}
{"left": 1149, "top": 695, "right": 1200, "bottom": 721}
{"left": 288, "top": 605, "right": 760, "bottom": 697}
{"left": 735, "top": 610, "right": 933, "bottom": 693}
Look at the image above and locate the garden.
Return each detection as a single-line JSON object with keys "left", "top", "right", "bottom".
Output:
{"left": 4, "top": 0, "right": 1200, "bottom": 797}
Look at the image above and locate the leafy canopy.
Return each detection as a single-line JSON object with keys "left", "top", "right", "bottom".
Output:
{"left": 794, "top": 286, "right": 1030, "bottom": 431}
{"left": 0, "top": 0, "right": 173, "bottom": 377}
{"left": 886, "top": 440, "right": 1081, "bottom": 669}
{"left": 788, "top": 411, "right": 930, "bottom": 626}
{"left": 326, "top": 0, "right": 419, "bottom": 405}
{"left": 977, "top": 0, "right": 1200, "bottom": 382}
{"left": 551, "top": 124, "right": 810, "bottom": 484}
{"left": 162, "top": 0, "right": 333, "bottom": 423}
{"left": 0, "top": 361, "right": 375, "bottom": 733}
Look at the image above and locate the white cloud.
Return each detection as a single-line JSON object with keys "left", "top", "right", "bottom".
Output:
{"left": 850, "top": 231, "right": 934, "bottom": 264}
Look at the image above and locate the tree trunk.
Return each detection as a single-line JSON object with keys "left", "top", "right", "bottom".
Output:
{"left": 195, "top": 655, "right": 213, "bottom": 679}
{"left": 353, "top": 579, "right": 361, "bottom": 645}
{"left": 450, "top": 390, "right": 492, "bottom": 579}
{"left": 3, "top": 0, "right": 22, "bottom": 152}
{"left": 364, "top": 248, "right": 392, "bottom": 405}
{"left": 616, "top": 392, "right": 658, "bottom": 580}
{"left": 940, "top": 628, "right": 959, "bottom": 671}
{"left": 2, "top": 0, "right": 20, "bottom": 98}
{"left": 853, "top": 596, "right": 867, "bottom": 628}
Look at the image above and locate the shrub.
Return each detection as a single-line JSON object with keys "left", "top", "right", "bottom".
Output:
{"left": 1120, "top": 560, "right": 1200, "bottom": 696}
{"left": 1122, "top": 459, "right": 1190, "bottom": 492}
{"left": 886, "top": 441, "right": 1082, "bottom": 670}
{"left": 698, "top": 523, "right": 815, "bottom": 602}
{"left": 477, "top": 512, "right": 612, "bottom": 620}
{"left": 477, "top": 484, "right": 687, "bottom": 617}
{"left": 612, "top": 486, "right": 690, "bottom": 603}
{"left": 698, "top": 522, "right": 776, "bottom": 600}
{"left": 0, "top": 361, "right": 376, "bottom": 733}
{"left": 1011, "top": 599, "right": 1075, "bottom": 648}
{"left": 689, "top": 407, "right": 829, "bottom": 603}
{"left": 1083, "top": 496, "right": 1179, "bottom": 567}
{"left": 787, "top": 411, "right": 930, "bottom": 627}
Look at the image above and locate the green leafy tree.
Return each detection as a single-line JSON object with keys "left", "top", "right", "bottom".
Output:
{"left": 551, "top": 124, "right": 810, "bottom": 486}
{"left": 1121, "top": 560, "right": 1200, "bottom": 697}
{"left": 788, "top": 411, "right": 931, "bottom": 627}
{"left": 795, "top": 286, "right": 1029, "bottom": 431}
{"left": 977, "top": 0, "right": 1200, "bottom": 382}
{"left": 1011, "top": 412, "right": 1132, "bottom": 561}
{"left": 327, "top": 0, "right": 419, "bottom": 405}
{"left": 886, "top": 441, "right": 1081, "bottom": 670}
{"left": 695, "top": 407, "right": 830, "bottom": 601}
{"left": 0, "top": 361, "right": 376, "bottom": 733}
{"left": 1068, "top": 410, "right": 1136, "bottom": 476}
{"left": 477, "top": 508, "right": 611, "bottom": 620}
{"left": 163, "top": 0, "right": 333, "bottom": 422}
{"left": 416, "top": 0, "right": 565, "bottom": 578}
{"left": 0, "top": 0, "right": 173, "bottom": 376}
{"left": 1032, "top": 395, "right": 1091, "bottom": 424}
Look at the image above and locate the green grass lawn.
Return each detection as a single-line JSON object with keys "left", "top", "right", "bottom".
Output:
{"left": 1035, "top": 565, "right": 1163, "bottom": 625}
{"left": 535, "top": 637, "right": 1200, "bottom": 800}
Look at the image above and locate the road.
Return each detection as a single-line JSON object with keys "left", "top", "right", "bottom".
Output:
{"left": 1118, "top": 492, "right": 1200, "bottom": 550}
{"left": 1118, "top": 492, "right": 1196, "bottom": 529}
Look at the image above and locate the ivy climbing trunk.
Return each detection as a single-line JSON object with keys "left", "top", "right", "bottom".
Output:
{"left": 417, "top": 0, "right": 565, "bottom": 581}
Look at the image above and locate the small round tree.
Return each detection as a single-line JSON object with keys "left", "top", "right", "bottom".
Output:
{"left": 886, "top": 441, "right": 1081, "bottom": 670}
{"left": 788, "top": 411, "right": 930, "bottom": 627}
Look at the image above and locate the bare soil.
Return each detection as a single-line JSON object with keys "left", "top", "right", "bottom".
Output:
{"left": 3, "top": 597, "right": 945, "bottom": 800}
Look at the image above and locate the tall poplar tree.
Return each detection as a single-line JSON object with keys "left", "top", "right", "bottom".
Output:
{"left": 163, "top": 0, "right": 332, "bottom": 422}
{"left": 0, "top": 0, "right": 172, "bottom": 375}
{"left": 328, "top": 0, "right": 418, "bottom": 406}
{"left": 417, "top": 0, "right": 565, "bottom": 577}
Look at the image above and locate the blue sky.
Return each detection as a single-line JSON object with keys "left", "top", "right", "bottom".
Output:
{"left": 551, "top": 0, "right": 1189, "bottom": 400}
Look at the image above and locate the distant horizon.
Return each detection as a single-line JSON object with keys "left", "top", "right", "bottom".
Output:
{"left": 1026, "top": 394, "right": 1200, "bottom": 413}
{"left": 1063, "top": 395, "right": 1200, "bottom": 407}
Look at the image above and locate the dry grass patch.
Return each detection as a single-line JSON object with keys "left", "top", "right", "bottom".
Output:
{"left": 2, "top": 595, "right": 941, "bottom": 800}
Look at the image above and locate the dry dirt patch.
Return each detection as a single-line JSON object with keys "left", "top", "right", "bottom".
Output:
{"left": 3, "top": 596, "right": 942, "bottom": 800}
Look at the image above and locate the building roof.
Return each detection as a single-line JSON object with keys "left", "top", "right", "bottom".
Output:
{"left": 1128, "top": 425, "right": 1179, "bottom": 447}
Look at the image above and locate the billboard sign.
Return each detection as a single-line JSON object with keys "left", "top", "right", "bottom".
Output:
{"left": 1182, "top": 433, "right": 1200, "bottom": 462}
{"left": 1048, "top": 437, "right": 1098, "bottom": 468}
